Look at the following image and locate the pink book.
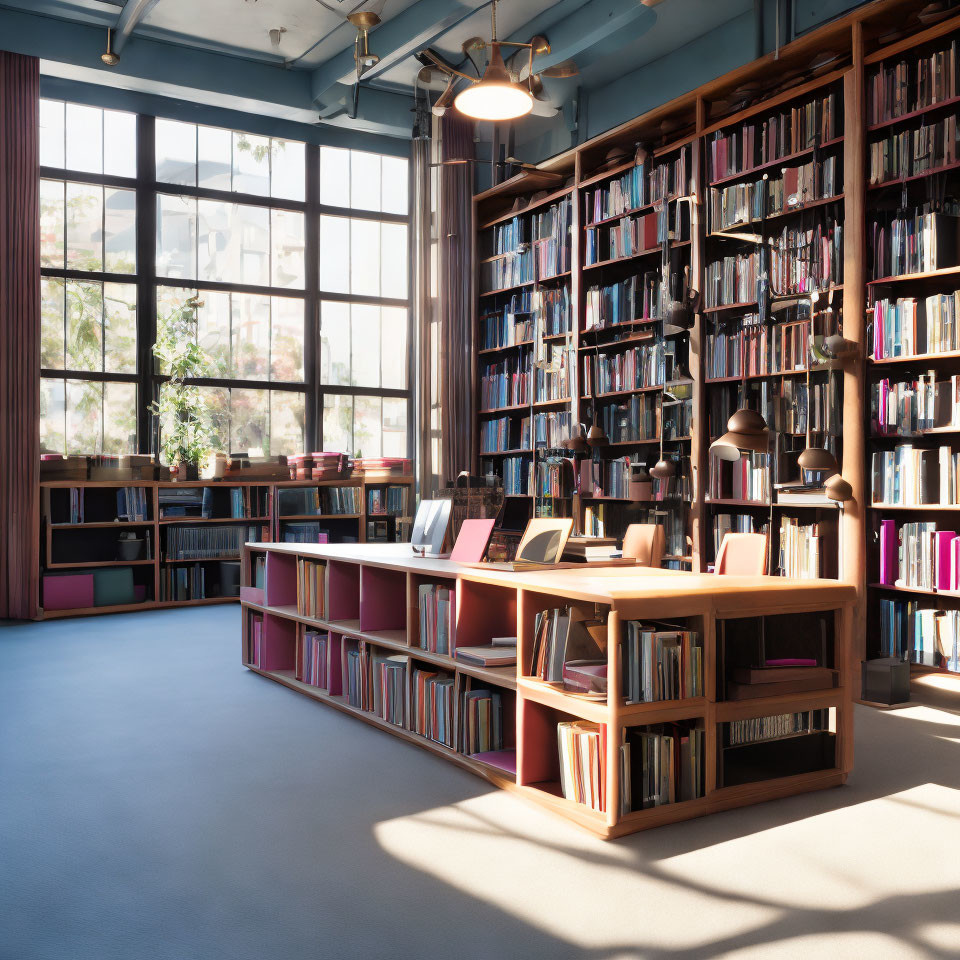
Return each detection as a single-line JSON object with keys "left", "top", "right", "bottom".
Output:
{"left": 936, "top": 530, "right": 955, "bottom": 591}
{"left": 952, "top": 537, "right": 960, "bottom": 592}
{"left": 450, "top": 519, "right": 496, "bottom": 563}
{"left": 43, "top": 573, "right": 94, "bottom": 611}
{"left": 879, "top": 519, "right": 898, "bottom": 585}
{"left": 471, "top": 749, "right": 517, "bottom": 775}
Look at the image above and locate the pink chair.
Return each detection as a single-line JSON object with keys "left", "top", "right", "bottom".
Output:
{"left": 715, "top": 532, "right": 768, "bottom": 576}
{"left": 622, "top": 523, "right": 665, "bottom": 568}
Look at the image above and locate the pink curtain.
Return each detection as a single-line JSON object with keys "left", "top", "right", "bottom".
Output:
{"left": 0, "top": 51, "right": 40, "bottom": 619}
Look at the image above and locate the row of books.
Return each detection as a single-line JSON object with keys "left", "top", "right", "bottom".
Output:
{"left": 412, "top": 667, "right": 455, "bottom": 747}
{"left": 158, "top": 486, "right": 270, "bottom": 520}
{"left": 458, "top": 686, "right": 504, "bottom": 756}
{"left": 713, "top": 513, "right": 762, "bottom": 558}
{"left": 878, "top": 598, "right": 959, "bottom": 669}
{"left": 769, "top": 221, "right": 843, "bottom": 295}
{"left": 727, "top": 710, "right": 829, "bottom": 746}
{"left": 708, "top": 453, "right": 771, "bottom": 503}
{"left": 372, "top": 653, "right": 407, "bottom": 727}
{"left": 496, "top": 455, "right": 530, "bottom": 496}
{"left": 159, "top": 563, "right": 208, "bottom": 601}
{"left": 492, "top": 215, "right": 525, "bottom": 255}
{"left": 367, "top": 485, "right": 409, "bottom": 516}
{"left": 481, "top": 416, "right": 528, "bottom": 454}
{"left": 582, "top": 342, "right": 664, "bottom": 396}
{"left": 579, "top": 456, "right": 632, "bottom": 500}
{"left": 584, "top": 271, "right": 661, "bottom": 330}
{"left": 778, "top": 516, "right": 822, "bottom": 579}
{"left": 533, "top": 345, "right": 575, "bottom": 403}
{"left": 583, "top": 149, "right": 687, "bottom": 225}
{"left": 479, "top": 309, "right": 534, "bottom": 352}
{"left": 481, "top": 250, "right": 534, "bottom": 292}
{"left": 708, "top": 90, "right": 840, "bottom": 182}
{"left": 868, "top": 113, "right": 957, "bottom": 185}
{"left": 60, "top": 486, "right": 151, "bottom": 524}
{"left": 281, "top": 524, "right": 341, "bottom": 544}
{"left": 418, "top": 583, "right": 457, "bottom": 656}
{"left": 871, "top": 291, "right": 960, "bottom": 359}
{"left": 623, "top": 622, "right": 703, "bottom": 703}
{"left": 584, "top": 208, "right": 664, "bottom": 265}
{"left": 871, "top": 444, "right": 960, "bottom": 505}
{"left": 531, "top": 198, "right": 572, "bottom": 278}
{"left": 878, "top": 519, "right": 960, "bottom": 592}
{"left": 276, "top": 486, "right": 361, "bottom": 516}
{"left": 480, "top": 356, "right": 529, "bottom": 410}
{"left": 706, "top": 158, "right": 839, "bottom": 233}
{"left": 620, "top": 724, "right": 704, "bottom": 813}
{"left": 478, "top": 288, "right": 572, "bottom": 351}
{"left": 296, "top": 557, "right": 324, "bottom": 618}
{"left": 530, "top": 607, "right": 605, "bottom": 683}
{"left": 871, "top": 372, "right": 957, "bottom": 434}
{"left": 558, "top": 721, "right": 606, "bottom": 812}
{"left": 870, "top": 208, "right": 960, "bottom": 280}
{"left": 867, "top": 41, "right": 959, "bottom": 126}
{"left": 297, "top": 629, "right": 328, "bottom": 688}
{"left": 599, "top": 393, "right": 661, "bottom": 444}
{"left": 534, "top": 458, "right": 570, "bottom": 501}
{"left": 535, "top": 411, "right": 572, "bottom": 449}
{"left": 705, "top": 317, "right": 811, "bottom": 378}
{"left": 164, "top": 524, "right": 264, "bottom": 560}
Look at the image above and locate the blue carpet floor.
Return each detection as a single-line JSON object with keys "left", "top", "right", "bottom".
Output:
{"left": 0, "top": 607, "right": 580, "bottom": 960}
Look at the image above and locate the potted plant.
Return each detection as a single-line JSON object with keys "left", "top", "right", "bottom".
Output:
{"left": 149, "top": 296, "right": 220, "bottom": 480}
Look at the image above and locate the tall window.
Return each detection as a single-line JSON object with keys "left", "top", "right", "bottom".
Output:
{"left": 38, "top": 102, "right": 411, "bottom": 460}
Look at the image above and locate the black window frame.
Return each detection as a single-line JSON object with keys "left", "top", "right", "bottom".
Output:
{"left": 39, "top": 105, "right": 413, "bottom": 460}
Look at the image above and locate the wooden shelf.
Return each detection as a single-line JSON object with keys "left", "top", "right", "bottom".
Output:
{"left": 868, "top": 582, "right": 960, "bottom": 601}
{"left": 867, "top": 92, "right": 960, "bottom": 132}
{"left": 45, "top": 558, "right": 155, "bottom": 569}
{"left": 708, "top": 139, "right": 844, "bottom": 188}
{"left": 707, "top": 193, "right": 845, "bottom": 236}
{"left": 49, "top": 520, "right": 153, "bottom": 529}
{"left": 868, "top": 264, "right": 960, "bottom": 285}
{"left": 868, "top": 158, "right": 960, "bottom": 190}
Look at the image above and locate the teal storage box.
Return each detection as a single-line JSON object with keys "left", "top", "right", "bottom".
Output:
{"left": 93, "top": 567, "right": 136, "bottom": 606}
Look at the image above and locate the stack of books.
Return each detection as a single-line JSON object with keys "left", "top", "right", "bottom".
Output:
{"left": 726, "top": 663, "right": 835, "bottom": 700}
{"left": 713, "top": 513, "right": 758, "bottom": 558}
{"left": 372, "top": 652, "right": 407, "bottom": 727}
{"left": 620, "top": 723, "right": 704, "bottom": 814}
{"left": 622, "top": 622, "right": 703, "bottom": 703}
{"left": 297, "top": 630, "right": 327, "bottom": 688}
{"left": 557, "top": 720, "right": 606, "bottom": 812}
{"left": 562, "top": 537, "right": 619, "bottom": 563}
{"left": 582, "top": 341, "right": 664, "bottom": 395}
{"left": 458, "top": 686, "right": 504, "bottom": 755}
{"left": 296, "top": 558, "right": 324, "bottom": 618}
{"left": 412, "top": 668, "right": 454, "bottom": 747}
{"left": 418, "top": 583, "right": 457, "bottom": 656}
{"left": 530, "top": 608, "right": 606, "bottom": 683}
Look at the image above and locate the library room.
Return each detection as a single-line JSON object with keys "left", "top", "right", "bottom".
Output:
{"left": 4, "top": 0, "right": 960, "bottom": 957}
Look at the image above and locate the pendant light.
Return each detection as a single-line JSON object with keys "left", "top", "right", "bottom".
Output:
{"left": 455, "top": 1, "right": 534, "bottom": 121}
{"left": 710, "top": 399, "right": 769, "bottom": 461}
{"left": 797, "top": 358, "right": 837, "bottom": 475}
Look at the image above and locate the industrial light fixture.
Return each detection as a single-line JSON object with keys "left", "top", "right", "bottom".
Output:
{"left": 454, "top": 1, "right": 533, "bottom": 121}
{"left": 101, "top": 29, "right": 119, "bottom": 66}
{"left": 824, "top": 471, "right": 853, "bottom": 502}
{"left": 710, "top": 406, "right": 769, "bottom": 461}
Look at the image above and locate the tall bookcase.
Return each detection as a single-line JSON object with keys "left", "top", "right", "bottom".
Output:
{"left": 471, "top": 1, "right": 960, "bottom": 687}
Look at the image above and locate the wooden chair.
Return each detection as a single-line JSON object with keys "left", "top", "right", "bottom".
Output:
{"left": 622, "top": 523, "right": 665, "bottom": 568}
{"left": 715, "top": 532, "right": 768, "bottom": 576}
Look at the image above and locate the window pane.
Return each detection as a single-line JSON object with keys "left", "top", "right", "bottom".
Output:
{"left": 270, "top": 391, "right": 305, "bottom": 455}
{"left": 381, "top": 156, "right": 409, "bottom": 215}
{"left": 196, "top": 290, "right": 231, "bottom": 377}
{"left": 104, "top": 187, "right": 137, "bottom": 274}
{"left": 41, "top": 278, "right": 65, "bottom": 370}
{"left": 350, "top": 150, "right": 381, "bottom": 212}
{"left": 271, "top": 208, "right": 305, "bottom": 288}
{"left": 197, "top": 385, "right": 230, "bottom": 455}
{"left": 40, "top": 179, "right": 64, "bottom": 268}
{"left": 157, "top": 194, "right": 196, "bottom": 279}
{"left": 39, "top": 100, "right": 64, "bottom": 169}
{"left": 322, "top": 393, "right": 352, "bottom": 453}
{"left": 66, "top": 379, "right": 103, "bottom": 455}
{"left": 66, "top": 182, "right": 103, "bottom": 271}
{"left": 381, "top": 222, "right": 408, "bottom": 299}
{"left": 40, "top": 379, "right": 66, "bottom": 454}
{"left": 319, "top": 215, "right": 350, "bottom": 293}
{"left": 156, "top": 118, "right": 197, "bottom": 186}
{"left": 382, "top": 396, "right": 408, "bottom": 457}
{"left": 103, "top": 282, "right": 137, "bottom": 374}
{"left": 231, "top": 387, "right": 269, "bottom": 455}
{"left": 103, "top": 110, "right": 137, "bottom": 178}
{"left": 198, "top": 125, "right": 232, "bottom": 192}
{"left": 353, "top": 394, "right": 382, "bottom": 458}
{"left": 231, "top": 293, "right": 271, "bottom": 380}
{"left": 320, "top": 300, "right": 350, "bottom": 385}
{"left": 320, "top": 147, "right": 349, "bottom": 207}
{"left": 198, "top": 200, "right": 269, "bottom": 285}
{"left": 155, "top": 286, "right": 195, "bottom": 376}
{"left": 66, "top": 104, "right": 103, "bottom": 174}
{"left": 350, "top": 303, "right": 380, "bottom": 387}
{"left": 233, "top": 132, "right": 270, "bottom": 196}
{"left": 351, "top": 218, "right": 379, "bottom": 295}
{"left": 271, "top": 297, "right": 305, "bottom": 382}
{"left": 381, "top": 305, "right": 408, "bottom": 389}
{"left": 65, "top": 280, "right": 103, "bottom": 372}
{"left": 271, "top": 140, "right": 305, "bottom": 201}
{"left": 103, "top": 382, "right": 137, "bottom": 453}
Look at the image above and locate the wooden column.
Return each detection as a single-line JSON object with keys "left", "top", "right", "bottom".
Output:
{"left": 841, "top": 25, "right": 867, "bottom": 697}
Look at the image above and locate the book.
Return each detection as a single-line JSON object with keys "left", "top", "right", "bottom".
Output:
{"left": 458, "top": 687, "right": 503, "bottom": 755}
{"left": 620, "top": 722, "right": 704, "bottom": 813}
{"left": 623, "top": 621, "right": 703, "bottom": 703}
{"left": 450, "top": 519, "right": 496, "bottom": 563}
{"left": 455, "top": 645, "right": 517, "bottom": 667}
{"left": 530, "top": 607, "right": 606, "bottom": 682}
{"left": 557, "top": 721, "right": 606, "bottom": 812}
{"left": 418, "top": 583, "right": 457, "bottom": 656}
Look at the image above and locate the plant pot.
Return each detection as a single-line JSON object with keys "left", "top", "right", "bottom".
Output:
{"left": 117, "top": 537, "right": 145, "bottom": 561}
{"left": 174, "top": 462, "right": 199, "bottom": 481}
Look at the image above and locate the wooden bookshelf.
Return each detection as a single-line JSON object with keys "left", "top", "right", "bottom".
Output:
{"left": 241, "top": 541, "right": 854, "bottom": 839}
{"left": 36, "top": 475, "right": 414, "bottom": 620}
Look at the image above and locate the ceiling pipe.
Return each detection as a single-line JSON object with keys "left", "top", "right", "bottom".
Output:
{"left": 111, "top": 0, "right": 162, "bottom": 59}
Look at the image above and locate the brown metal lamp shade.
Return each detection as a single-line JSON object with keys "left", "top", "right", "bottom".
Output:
{"left": 649, "top": 458, "right": 676, "bottom": 480}
{"left": 586, "top": 423, "right": 609, "bottom": 448}
{"left": 824, "top": 472, "right": 853, "bottom": 502}
{"left": 798, "top": 446, "right": 838, "bottom": 473}
{"left": 709, "top": 408, "right": 769, "bottom": 461}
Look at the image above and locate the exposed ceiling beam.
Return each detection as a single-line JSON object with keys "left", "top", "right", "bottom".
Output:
{"left": 113, "top": 0, "right": 162, "bottom": 55}
{"left": 310, "top": 0, "right": 487, "bottom": 107}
